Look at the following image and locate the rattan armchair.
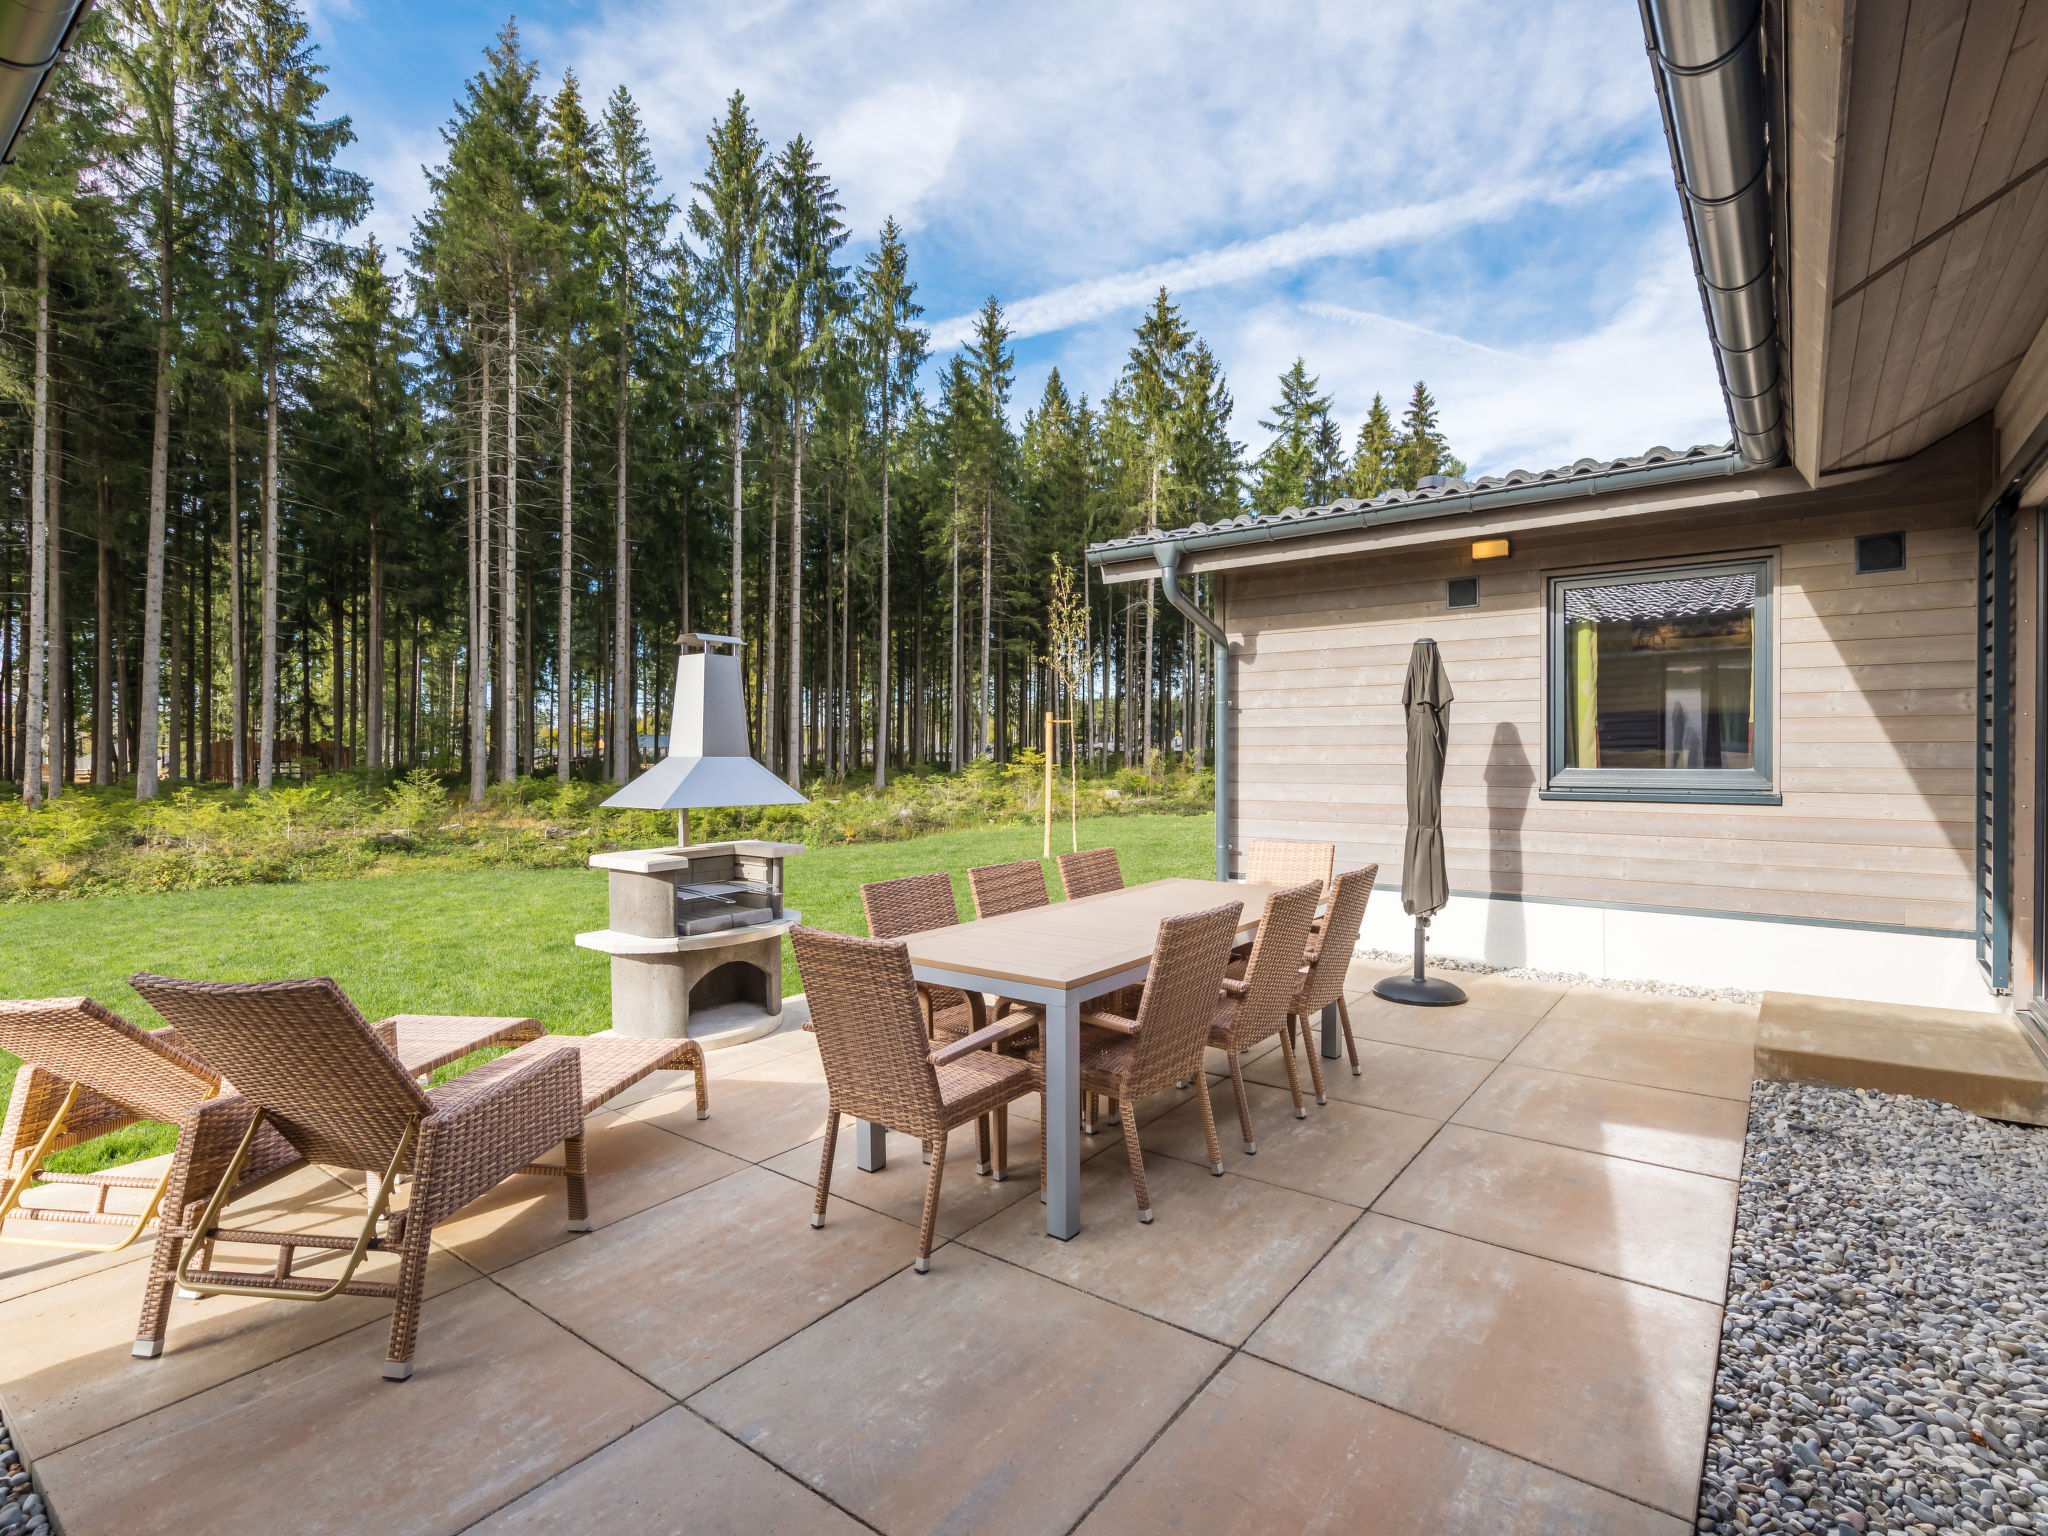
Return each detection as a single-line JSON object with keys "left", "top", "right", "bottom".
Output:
{"left": 1245, "top": 840, "right": 1335, "bottom": 903}
{"left": 1056, "top": 847, "right": 1123, "bottom": 901}
{"left": 968, "top": 859, "right": 1051, "bottom": 918}
{"left": 1039, "top": 901, "right": 1242, "bottom": 1223}
{"left": 861, "top": 873, "right": 989, "bottom": 1044}
{"left": 1281, "top": 865, "right": 1379, "bottom": 1101}
{"left": 792, "top": 927, "right": 1038, "bottom": 1273}
{"left": 1209, "top": 881, "right": 1321, "bottom": 1154}
{"left": 126, "top": 974, "right": 589, "bottom": 1381}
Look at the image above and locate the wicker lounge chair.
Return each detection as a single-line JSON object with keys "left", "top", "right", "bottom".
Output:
{"left": 1209, "top": 880, "right": 1322, "bottom": 1154}
{"left": 1279, "top": 865, "right": 1379, "bottom": 1100}
{"left": 0, "top": 999, "right": 540, "bottom": 1254}
{"left": 967, "top": 859, "right": 1050, "bottom": 919}
{"left": 1039, "top": 901, "right": 1242, "bottom": 1222}
{"left": 125, "top": 973, "right": 707, "bottom": 1380}
{"left": 791, "top": 927, "right": 1037, "bottom": 1273}
{"left": 1056, "top": 847, "right": 1123, "bottom": 901}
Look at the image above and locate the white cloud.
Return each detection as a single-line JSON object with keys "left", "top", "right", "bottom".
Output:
{"left": 819, "top": 83, "right": 968, "bottom": 234}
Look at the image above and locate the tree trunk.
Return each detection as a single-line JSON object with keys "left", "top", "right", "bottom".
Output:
{"left": 259, "top": 344, "right": 282, "bottom": 790}
{"left": 472, "top": 331, "right": 492, "bottom": 801}
{"left": 227, "top": 387, "right": 246, "bottom": 787}
{"left": 786, "top": 396, "right": 803, "bottom": 784}
{"left": 94, "top": 473, "right": 110, "bottom": 785}
{"left": 979, "top": 485, "right": 992, "bottom": 761}
{"left": 729, "top": 392, "right": 743, "bottom": 643}
{"left": 501, "top": 291, "right": 519, "bottom": 782}
{"left": 22, "top": 235, "right": 47, "bottom": 805}
{"left": 137, "top": 216, "right": 171, "bottom": 798}
{"left": 875, "top": 378, "right": 891, "bottom": 788}
{"left": 168, "top": 524, "right": 183, "bottom": 782}
{"left": 950, "top": 483, "right": 961, "bottom": 771}
{"left": 557, "top": 349, "right": 573, "bottom": 781}
{"left": 614, "top": 316, "right": 631, "bottom": 783}
{"left": 368, "top": 514, "right": 384, "bottom": 773}
{"left": 765, "top": 431, "right": 779, "bottom": 774}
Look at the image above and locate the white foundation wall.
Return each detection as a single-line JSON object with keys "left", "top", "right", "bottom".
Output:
{"left": 1356, "top": 887, "right": 1999, "bottom": 1014}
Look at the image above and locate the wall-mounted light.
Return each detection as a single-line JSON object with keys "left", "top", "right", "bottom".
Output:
{"left": 1471, "top": 538, "right": 1510, "bottom": 561}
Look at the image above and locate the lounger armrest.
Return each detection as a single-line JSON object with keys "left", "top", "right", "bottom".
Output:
{"left": 928, "top": 1013, "right": 1039, "bottom": 1065}
{"left": 1079, "top": 1009, "right": 1140, "bottom": 1036}
{"left": 1219, "top": 976, "right": 1250, "bottom": 998}
{"left": 160, "top": 1092, "right": 305, "bottom": 1235}
{"left": 413, "top": 1043, "right": 584, "bottom": 1229}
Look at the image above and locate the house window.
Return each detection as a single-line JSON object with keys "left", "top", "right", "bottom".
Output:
{"left": 1544, "top": 556, "right": 1776, "bottom": 803}
{"left": 1446, "top": 577, "right": 1479, "bottom": 609}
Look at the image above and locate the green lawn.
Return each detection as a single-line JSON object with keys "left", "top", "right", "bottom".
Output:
{"left": 1, "top": 815, "right": 1211, "bottom": 1172}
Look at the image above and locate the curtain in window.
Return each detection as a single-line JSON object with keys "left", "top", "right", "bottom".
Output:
{"left": 1569, "top": 617, "right": 1599, "bottom": 767}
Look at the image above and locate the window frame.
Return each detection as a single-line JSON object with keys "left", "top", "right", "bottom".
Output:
{"left": 1541, "top": 554, "right": 1779, "bottom": 805}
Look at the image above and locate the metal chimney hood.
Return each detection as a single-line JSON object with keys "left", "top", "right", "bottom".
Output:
{"left": 601, "top": 635, "right": 807, "bottom": 813}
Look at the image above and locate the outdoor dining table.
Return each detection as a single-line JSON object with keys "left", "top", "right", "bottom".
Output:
{"left": 889, "top": 876, "right": 1293, "bottom": 1240}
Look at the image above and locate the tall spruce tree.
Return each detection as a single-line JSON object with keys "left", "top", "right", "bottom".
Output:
{"left": 689, "top": 91, "right": 766, "bottom": 647}
{"left": 857, "top": 217, "right": 923, "bottom": 786}
{"left": 1349, "top": 392, "right": 1396, "bottom": 498}
{"left": 966, "top": 296, "right": 1013, "bottom": 760}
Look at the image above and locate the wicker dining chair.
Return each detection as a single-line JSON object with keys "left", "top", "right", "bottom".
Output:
{"left": 792, "top": 927, "right": 1038, "bottom": 1273}
{"left": 1209, "top": 880, "right": 1322, "bottom": 1155}
{"left": 1244, "top": 840, "right": 1335, "bottom": 903}
{"left": 968, "top": 859, "right": 1050, "bottom": 919}
{"left": 126, "top": 974, "right": 588, "bottom": 1381}
{"left": 1039, "top": 901, "right": 1242, "bottom": 1223}
{"left": 1280, "top": 865, "right": 1379, "bottom": 1101}
{"left": 861, "top": 873, "right": 988, "bottom": 1044}
{"left": 1056, "top": 847, "right": 1123, "bottom": 901}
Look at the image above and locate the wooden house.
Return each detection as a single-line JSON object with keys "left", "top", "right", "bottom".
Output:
{"left": 1089, "top": 0, "right": 2048, "bottom": 1024}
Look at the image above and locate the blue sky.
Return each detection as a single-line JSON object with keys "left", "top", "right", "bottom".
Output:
{"left": 306, "top": 0, "right": 1731, "bottom": 478}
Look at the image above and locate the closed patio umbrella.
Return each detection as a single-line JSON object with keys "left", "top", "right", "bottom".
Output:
{"left": 1374, "top": 638, "right": 1467, "bottom": 1006}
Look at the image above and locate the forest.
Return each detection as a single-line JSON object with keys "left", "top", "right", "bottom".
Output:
{"left": 0, "top": 5, "right": 1464, "bottom": 808}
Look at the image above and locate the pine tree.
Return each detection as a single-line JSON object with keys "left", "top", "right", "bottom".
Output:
{"left": 689, "top": 91, "right": 766, "bottom": 647}
{"left": 1309, "top": 411, "right": 1346, "bottom": 505}
{"left": 857, "top": 218, "right": 925, "bottom": 786}
{"left": 766, "top": 134, "right": 847, "bottom": 783}
{"left": 105, "top": 0, "right": 220, "bottom": 798}
{"left": 220, "top": 0, "right": 367, "bottom": 786}
{"left": 594, "top": 84, "right": 673, "bottom": 782}
{"left": 966, "top": 296, "right": 1013, "bottom": 760}
{"left": 1393, "top": 379, "right": 1447, "bottom": 489}
{"left": 1251, "top": 357, "right": 1330, "bottom": 516}
{"left": 1349, "top": 392, "right": 1396, "bottom": 498}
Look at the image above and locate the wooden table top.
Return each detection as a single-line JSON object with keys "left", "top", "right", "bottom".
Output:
{"left": 902, "top": 877, "right": 1285, "bottom": 991}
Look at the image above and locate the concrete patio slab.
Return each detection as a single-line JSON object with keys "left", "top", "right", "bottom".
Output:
{"left": 426, "top": 1108, "right": 750, "bottom": 1274}
{"left": 958, "top": 1150, "right": 1356, "bottom": 1344}
{"left": 1142, "top": 1077, "right": 1439, "bottom": 1208}
{"left": 623, "top": 1048, "right": 836, "bottom": 1162}
{"left": 1756, "top": 990, "right": 2048, "bottom": 1125}
{"left": 1248, "top": 1214, "right": 1722, "bottom": 1518}
{"left": 1546, "top": 987, "right": 1760, "bottom": 1044}
{"left": 1353, "top": 967, "right": 1572, "bottom": 1017}
{"left": 1507, "top": 1016, "right": 1754, "bottom": 1100}
{"left": 467, "top": 1405, "right": 868, "bottom": 1534}
{"left": 37, "top": 1276, "right": 670, "bottom": 1536}
{"left": 1451, "top": 1064, "right": 1750, "bottom": 1179}
{"left": 690, "top": 1245, "right": 1227, "bottom": 1536}
{"left": 1245, "top": 1032, "right": 1495, "bottom": 1118}
{"left": 1076, "top": 1353, "right": 1687, "bottom": 1536}
{"left": 1342, "top": 996, "right": 1545, "bottom": 1060}
{"left": 759, "top": 1112, "right": 1045, "bottom": 1238}
{"left": 497, "top": 1164, "right": 918, "bottom": 1400}
{"left": 1375, "top": 1123, "right": 1738, "bottom": 1301}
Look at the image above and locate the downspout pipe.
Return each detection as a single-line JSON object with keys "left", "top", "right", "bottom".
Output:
{"left": 1155, "top": 543, "right": 1230, "bottom": 882}
{"left": 1642, "top": 0, "right": 1786, "bottom": 465}
{"left": 0, "top": 0, "right": 90, "bottom": 173}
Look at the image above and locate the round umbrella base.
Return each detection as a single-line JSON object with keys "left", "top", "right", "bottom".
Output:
{"left": 1372, "top": 973, "right": 1468, "bottom": 1007}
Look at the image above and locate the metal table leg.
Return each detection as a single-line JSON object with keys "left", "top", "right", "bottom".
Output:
{"left": 1042, "top": 991, "right": 1080, "bottom": 1240}
{"left": 856, "top": 1119, "right": 886, "bottom": 1172}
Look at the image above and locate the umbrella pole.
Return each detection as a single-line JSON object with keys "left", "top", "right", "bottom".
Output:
{"left": 1374, "top": 912, "right": 1468, "bottom": 1007}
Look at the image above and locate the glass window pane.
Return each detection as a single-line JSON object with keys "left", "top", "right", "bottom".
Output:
{"left": 1562, "top": 571, "right": 1756, "bottom": 771}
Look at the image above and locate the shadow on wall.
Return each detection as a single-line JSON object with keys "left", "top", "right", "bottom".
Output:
{"left": 1483, "top": 720, "right": 1533, "bottom": 966}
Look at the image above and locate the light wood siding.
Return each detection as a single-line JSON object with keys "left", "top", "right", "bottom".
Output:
{"left": 1224, "top": 475, "right": 1985, "bottom": 935}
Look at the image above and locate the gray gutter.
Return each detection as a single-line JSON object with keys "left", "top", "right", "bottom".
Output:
{"left": 1640, "top": 0, "right": 1786, "bottom": 466}
{"left": 1088, "top": 445, "right": 1747, "bottom": 569}
{"left": 0, "top": 0, "right": 90, "bottom": 172}
{"left": 1154, "top": 543, "right": 1231, "bottom": 882}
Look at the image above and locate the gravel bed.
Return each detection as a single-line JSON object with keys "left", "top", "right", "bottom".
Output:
{"left": 1701, "top": 1081, "right": 2048, "bottom": 1535}
{"left": 0, "top": 1400, "right": 49, "bottom": 1536}
{"left": 1353, "top": 946, "right": 1761, "bottom": 1006}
